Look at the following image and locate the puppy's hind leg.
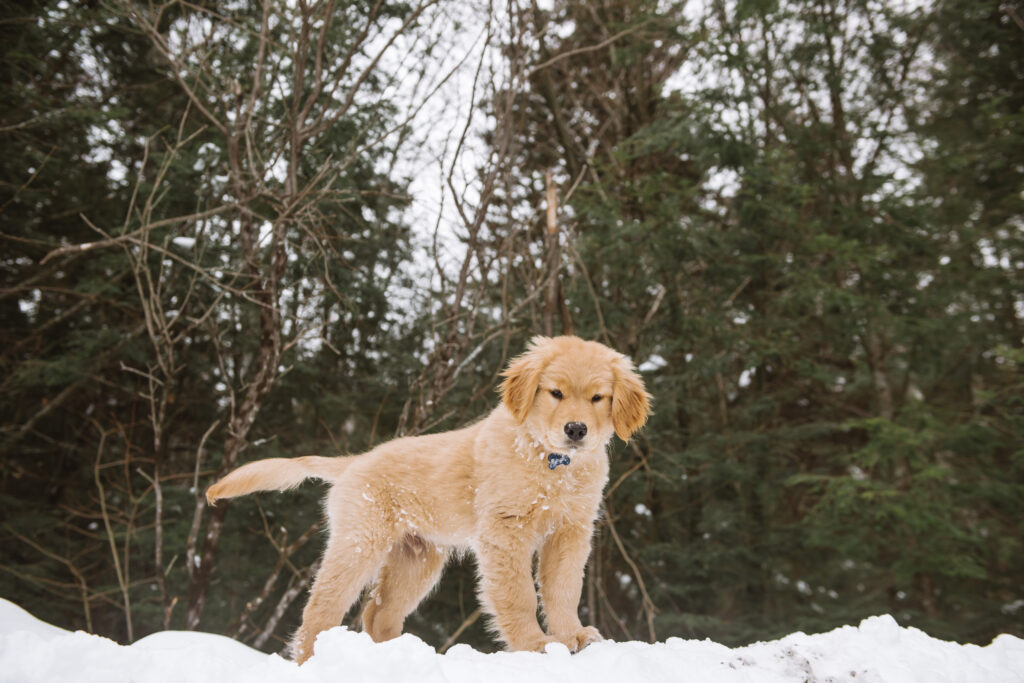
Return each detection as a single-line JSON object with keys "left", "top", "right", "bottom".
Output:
{"left": 292, "top": 532, "right": 390, "bottom": 664}
{"left": 361, "top": 535, "right": 448, "bottom": 642}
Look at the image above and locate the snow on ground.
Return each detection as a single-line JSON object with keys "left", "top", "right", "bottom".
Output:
{"left": 1, "top": 598, "right": 1022, "bottom": 683}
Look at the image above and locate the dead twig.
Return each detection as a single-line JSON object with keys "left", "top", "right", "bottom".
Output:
{"left": 603, "top": 507, "right": 657, "bottom": 643}
{"left": 439, "top": 608, "right": 482, "bottom": 653}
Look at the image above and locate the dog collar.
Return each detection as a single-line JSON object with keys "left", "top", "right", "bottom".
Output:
{"left": 547, "top": 453, "right": 571, "bottom": 470}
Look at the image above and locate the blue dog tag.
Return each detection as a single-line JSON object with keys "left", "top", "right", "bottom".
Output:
{"left": 547, "top": 453, "right": 571, "bottom": 470}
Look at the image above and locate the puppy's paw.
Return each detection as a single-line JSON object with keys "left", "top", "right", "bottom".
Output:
{"left": 555, "top": 625, "right": 603, "bottom": 652}
{"left": 509, "top": 632, "right": 558, "bottom": 652}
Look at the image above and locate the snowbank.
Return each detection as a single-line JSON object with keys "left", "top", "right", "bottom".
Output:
{"left": 1, "top": 598, "right": 1021, "bottom": 682}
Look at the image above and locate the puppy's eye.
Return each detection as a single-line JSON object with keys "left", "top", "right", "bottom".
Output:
{"left": 550, "top": 389, "right": 563, "bottom": 400}
{"left": 591, "top": 394, "right": 602, "bottom": 403}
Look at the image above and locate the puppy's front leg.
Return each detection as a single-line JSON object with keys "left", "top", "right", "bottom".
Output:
{"left": 538, "top": 522, "right": 603, "bottom": 651}
{"left": 475, "top": 533, "right": 553, "bottom": 651}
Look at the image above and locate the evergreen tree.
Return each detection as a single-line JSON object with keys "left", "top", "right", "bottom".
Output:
{"left": 480, "top": 0, "right": 1024, "bottom": 644}
{"left": 2, "top": 0, "right": 1020, "bottom": 652}
{"left": 1, "top": 0, "right": 427, "bottom": 646}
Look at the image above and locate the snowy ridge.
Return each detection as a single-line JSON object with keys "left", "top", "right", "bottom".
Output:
{"left": 1, "top": 598, "right": 1021, "bottom": 683}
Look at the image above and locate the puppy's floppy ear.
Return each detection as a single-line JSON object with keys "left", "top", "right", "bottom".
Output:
{"left": 612, "top": 356, "right": 652, "bottom": 441}
{"left": 499, "top": 336, "right": 550, "bottom": 423}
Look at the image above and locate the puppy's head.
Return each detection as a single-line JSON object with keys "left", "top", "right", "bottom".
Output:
{"left": 500, "top": 336, "right": 652, "bottom": 452}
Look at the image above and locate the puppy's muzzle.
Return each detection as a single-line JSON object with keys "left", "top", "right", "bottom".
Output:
{"left": 564, "top": 421, "right": 588, "bottom": 442}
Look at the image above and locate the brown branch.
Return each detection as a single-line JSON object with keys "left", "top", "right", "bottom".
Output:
{"left": 252, "top": 559, "right": 320, "bottom": 650}
{"left": 232, "top": 518, "right": 321, "bottom": 640}
{"left": 439, "top": 608, "right": 482, "bottom": 653}
{"left": 7, "top": 530, "right": 93, "bottom": 632}
{"left": 91, "top": 421, "right": 133, "bottom": 641}
{"left": 1005, "top": 4, "right": 1024, "bottom": 31}
{"left": 137, "top": 466, "right": 171, "bottom": 629}
{"left": 527, "top": 19, "right": 652, "bottom": 77}
{"left": 603, "top": 507, "right": 657, "bottom": 642}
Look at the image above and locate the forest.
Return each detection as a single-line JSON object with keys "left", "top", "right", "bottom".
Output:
{"left": 1, "top": 0, "right": 1021, "bottom": 654}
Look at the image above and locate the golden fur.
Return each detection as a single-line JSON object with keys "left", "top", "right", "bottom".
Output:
{"left": 206, "top": 335, "right": 651, "bottom": 663}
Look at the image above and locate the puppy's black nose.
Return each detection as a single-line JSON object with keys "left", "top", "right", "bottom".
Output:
{"left": 564, "top": 421, "right": 588, "bottom": 441}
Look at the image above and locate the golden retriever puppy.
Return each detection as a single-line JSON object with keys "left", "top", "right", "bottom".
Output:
{"left": 206, "top": 335, "right": 651, "bottom": 663}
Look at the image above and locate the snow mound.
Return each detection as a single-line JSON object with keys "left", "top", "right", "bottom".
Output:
{"left": 1, "top": 598, "right": 1021, "bottom": 683}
